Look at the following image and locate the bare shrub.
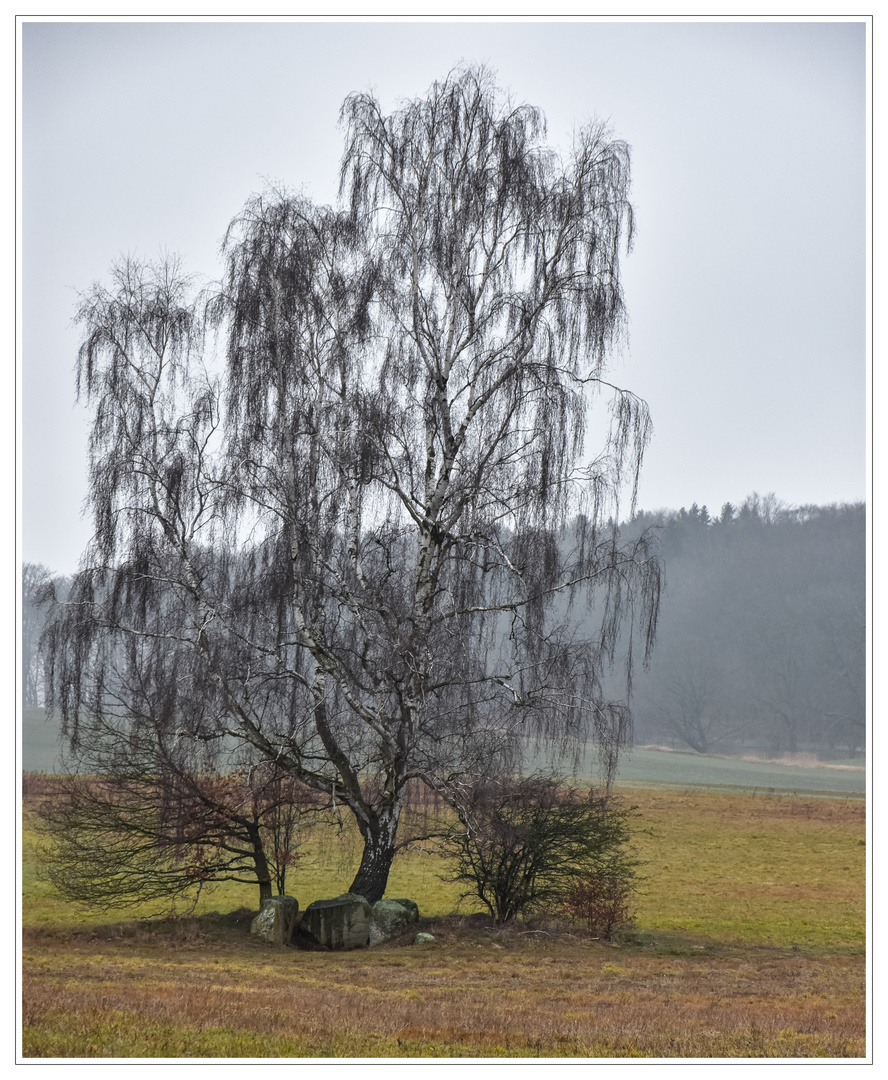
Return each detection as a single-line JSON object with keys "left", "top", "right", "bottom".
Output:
{"left": 442, "top": 774, "right": 637, "bottom": 925}
{"left": 561, "top": 868, "right": 635, "bottom": 940}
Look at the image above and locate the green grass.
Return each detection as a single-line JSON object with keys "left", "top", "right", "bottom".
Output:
{"left": 627, "top": 790, "right": 865, "bottom": 949}
{"left": 613, "top": 747, "right": 865, "bottom": 797}
{"left": 544, "top": 743, "right": 865, "bottom": 797}
{"left": 22, "top": 787, "right": 865, "bottom": 946}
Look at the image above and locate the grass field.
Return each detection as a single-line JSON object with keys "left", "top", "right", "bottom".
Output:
{"left": 20, "top": 785, "right": 867, "bottom": 1060}
{"left": 613, "top": 746, "right": 865, "bottom": 798}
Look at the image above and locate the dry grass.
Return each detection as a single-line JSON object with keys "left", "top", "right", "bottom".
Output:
{"left": 21, "top": 924, "right": 865, "bottom": 1058}
{"left": 21, "top": 785, "right": 867, "bottom": 1059}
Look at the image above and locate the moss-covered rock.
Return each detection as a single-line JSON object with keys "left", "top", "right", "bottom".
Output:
{"left": 369, "top": 899, "right": 420, "bottom": 946}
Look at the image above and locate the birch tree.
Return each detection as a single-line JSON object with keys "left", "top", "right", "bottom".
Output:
{"left": 44, "top": 67, "right": 660, "bottom": 903}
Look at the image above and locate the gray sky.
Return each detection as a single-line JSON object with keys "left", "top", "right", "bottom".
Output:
{"left": 21, "top": 18, "right": 868, "bottom": 574}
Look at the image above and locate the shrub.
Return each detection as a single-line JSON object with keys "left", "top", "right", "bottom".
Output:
{"left": 561, "top": 866, "right": 635, "bottom": 940}
{"left": 441, "top": 773, "right": 636, "bottom": 924}
{"left": 33, "top": 713, "right": 324, "bottom": 914}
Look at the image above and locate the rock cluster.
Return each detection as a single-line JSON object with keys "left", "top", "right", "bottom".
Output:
{"left": 251, "top": 892, "right": 422, "bottom": 950}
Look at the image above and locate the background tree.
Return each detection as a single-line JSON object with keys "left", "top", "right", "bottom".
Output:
{"left": 44, "top": 66, "right": 660, "bottom": 903}
{"left": 21, "top": 563, "right": 52, "bottom": 707}
{"left": 658, "top": 652, "right": 731, "bottom": 754}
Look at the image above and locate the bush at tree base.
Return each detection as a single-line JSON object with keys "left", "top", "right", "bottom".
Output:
{"left": 441, "top": 773, "right": 638, "bottom": 925}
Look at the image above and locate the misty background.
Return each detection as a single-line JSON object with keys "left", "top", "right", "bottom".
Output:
{"left": 19, "top": 18, "right": 868, "bottom": 771}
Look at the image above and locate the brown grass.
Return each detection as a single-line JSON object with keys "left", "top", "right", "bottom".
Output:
{"left": 22, "top": 919, "right": 865, "bottom": 1058}
{"left": 21, "top": 785, "right": 867, "bottom": 1059}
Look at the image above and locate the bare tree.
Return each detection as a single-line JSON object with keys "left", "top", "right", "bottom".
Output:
{"left": 36, "top": 712, "right": 320, "bottom": 913}
{"left": 658, "top": 653, "right": 735, "bottom": 754}
{"left": 43, "top": 66, "right": 660, "bottom": 903}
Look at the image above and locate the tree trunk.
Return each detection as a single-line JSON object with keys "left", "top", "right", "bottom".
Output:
{"left": 780, "top": 710, "right": 799, "bottom": 754}
{"left": 348, "top": 804, "right": 400, "bottom": 903}
{"left": 249, "top": 821, "right": 274, "bottom": 904}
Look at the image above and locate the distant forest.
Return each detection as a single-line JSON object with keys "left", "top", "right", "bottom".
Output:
{"left": 624, "top": 494, "right": 865, "bottom": 757}
{"left": 22, "top": 493, "right": 866, "bottom": 761}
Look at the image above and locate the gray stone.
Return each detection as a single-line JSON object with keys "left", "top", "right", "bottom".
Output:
{"left": 368, "top": 899, "right": 420, "bottom": 946}
{"left": 250, "top": 895, "right": 299, "bottom": 945}
{"left": 301, "top": 892, "right": 371, "bottom": 950}
{"left": 413, "top": 932, "right": 435, "bottom": 945}
{"left": 384, "top": 898, "right": 420, "bottom": 924}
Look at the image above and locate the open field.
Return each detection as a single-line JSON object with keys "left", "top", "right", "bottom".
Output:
{"left": 21, "top": 786, "right": 867, "bottom": 1059}
{"left": 613, "top": 747, "right": 865, "bottom": 798}
{"left": 21, "top": 708, "right": 64, "bottom": 773}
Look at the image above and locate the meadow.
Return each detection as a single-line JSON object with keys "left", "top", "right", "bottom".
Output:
{"left": 20, "top": 782, "right": 867, "bottom": 1059}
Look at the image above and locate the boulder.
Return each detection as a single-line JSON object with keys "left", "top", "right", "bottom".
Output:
{"left": 413, "top": 932, "right": 435, "bottom": 945}
{"left": 250, "top": 895, "right": 299, "bottom": 945}
{"left": 301, "top": 893, "right": 371, "bottom": 950}
{"left": 368, "top": 899, "right": 420, "bottom": 946}
{"left": 383, "top": 898, "right": 420, "bottom": 924}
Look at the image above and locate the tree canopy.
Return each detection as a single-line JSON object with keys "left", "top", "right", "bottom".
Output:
{"left": 44, "top": 66, "right": 660, "bottom": 902}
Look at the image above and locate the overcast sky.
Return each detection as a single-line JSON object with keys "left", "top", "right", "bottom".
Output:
{"left": 20, "top": 18, "right": 868, "bottom": 575}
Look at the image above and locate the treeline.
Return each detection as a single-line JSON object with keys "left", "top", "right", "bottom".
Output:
{"left": 624, "top": 494, "right": 865, "bottom": 757}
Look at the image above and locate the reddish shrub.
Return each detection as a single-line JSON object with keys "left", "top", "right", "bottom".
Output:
{"left": 561, "top": 869, "right": 634, "bottom": 940}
